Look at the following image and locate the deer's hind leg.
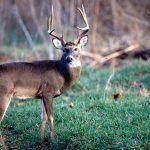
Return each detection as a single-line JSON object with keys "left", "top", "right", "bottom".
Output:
{"left": 0, "top": 89, "right": 13, "bottom": 150}
{"left": 0, "top": 96, "right": 12, "bottom": 123}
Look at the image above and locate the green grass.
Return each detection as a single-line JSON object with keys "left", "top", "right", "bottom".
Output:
{"left": 1, "top": 60, "right": 150, "bottom": 149}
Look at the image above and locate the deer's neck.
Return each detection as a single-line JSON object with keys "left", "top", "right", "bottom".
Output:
{"left": 58, "top": 60, "right": 81, "bottom": 92}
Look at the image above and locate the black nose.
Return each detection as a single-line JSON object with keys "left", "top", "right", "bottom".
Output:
{"left": 66, "top": 56, "right": 73, "bottom": 63}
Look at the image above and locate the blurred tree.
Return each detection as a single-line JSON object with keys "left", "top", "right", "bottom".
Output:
{"left": 0, "top": 0, "right": 150, "bottom": 61}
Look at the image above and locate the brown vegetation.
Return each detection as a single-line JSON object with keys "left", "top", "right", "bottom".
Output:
{"left": 0, "top": 0, "right": 150, "bottom": 66}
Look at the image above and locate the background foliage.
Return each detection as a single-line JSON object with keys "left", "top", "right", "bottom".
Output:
{"left": 0, "top": 0, "right": 150, "bottom": 62}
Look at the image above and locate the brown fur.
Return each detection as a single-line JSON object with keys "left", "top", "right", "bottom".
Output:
{"left": 0, "top": 54, "right": 81, "bottom": 149}
{"left": 0, "top": 60, "right": 80, "bottom": 99}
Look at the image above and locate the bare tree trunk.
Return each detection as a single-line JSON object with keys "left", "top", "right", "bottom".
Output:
{"left": 28, "top": 0, "right": 47, "bottom": 42}
{"left": 0, "top": 0, "right": 10, "bottom": 46}
{"left": 70, "top": 0, "right": 75, "bottom": 26}
{"left": 13, "top": 4, "right": 40, "bottom": 59}
{"left": 111, "top": 0, "right": 120, "bottom": 35}
{"left": 0, "top": 0, "right": 5, "bottom": 46}
{"left": 91, "top": 0, "right": 100, "bottom": 53}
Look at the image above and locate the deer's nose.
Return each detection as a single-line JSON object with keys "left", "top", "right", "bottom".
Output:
{"left": 66, "top": 56, "right": 73, "bottom": 63}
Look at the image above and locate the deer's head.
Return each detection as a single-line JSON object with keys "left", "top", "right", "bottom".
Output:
{"left": 48, "top": 5, "right": 89, "bottom": 68}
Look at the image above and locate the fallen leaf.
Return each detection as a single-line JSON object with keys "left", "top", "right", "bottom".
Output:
{"left": 16, "top": 102, "right": 25, "bottom": 107}
{"left": 35, "top": 142, "right": 41, "bottom": 150}
{"left": 131, "top": 81, "right": 141, "bottom": 87}
{"left": 67, "top": 139, "right": 79, "bottom": 149}
{"left": 131, "top": 82, "right": 149, "bottom": 97}
{"left": 67, "top": 102, "right": 74, "bottom": 108}
{"left": 112, "top": 92, "right": 124, "bottom": 100}
{"left": 36, "top": 123, "right": 40, "bottom": 128}
{"left": 67, "top": 141, "right": 79, "bottom": 149}
{"left": 137, "top": 85, "right": 149, "bottom": 97}
{"left": 2, "top": 125, "right": 15, "bottom": 131}
{"left": 62, "top": 102, "right": 74, "bottom": 109}
{"left": 62, "top": 96, "right": 70, "bottom": 101}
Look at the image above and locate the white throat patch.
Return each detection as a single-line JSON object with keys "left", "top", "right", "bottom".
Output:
{"left": 68, "top": 59, "right": 81, "bottom": 68}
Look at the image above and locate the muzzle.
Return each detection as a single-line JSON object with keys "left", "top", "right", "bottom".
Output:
{"left": 65, "top": 56, "right": 73, "bottom": 63}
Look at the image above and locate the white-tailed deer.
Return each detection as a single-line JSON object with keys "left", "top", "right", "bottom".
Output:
{"left": 0, "top": 5, "right": 89, "bottom": 149}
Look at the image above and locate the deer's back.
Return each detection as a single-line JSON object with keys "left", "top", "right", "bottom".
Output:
{"left": 0, "top": 60, "right": 65, "bottom": 98}
{"left": 0, "top": 60, "right": 80, "bottom": 98}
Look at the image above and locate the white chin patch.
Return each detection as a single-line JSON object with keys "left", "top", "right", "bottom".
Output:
{"left": 68, "top": 59, "right": 81, "bottom": 68}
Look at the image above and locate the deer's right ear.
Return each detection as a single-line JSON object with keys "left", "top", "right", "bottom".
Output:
{"left": 52, "top": 38, "right": 63, "bottom": 49}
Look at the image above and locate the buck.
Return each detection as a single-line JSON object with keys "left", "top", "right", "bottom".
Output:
{"left": 0, "top": 5, "right": 89, "bottom": 149}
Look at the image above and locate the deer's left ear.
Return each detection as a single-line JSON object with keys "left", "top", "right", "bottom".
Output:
{"left": 79, "top": 35, "right": 88, "bottom": 47}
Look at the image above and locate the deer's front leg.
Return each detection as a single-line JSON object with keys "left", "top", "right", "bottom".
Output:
{"left": 42, "top": 93, "right": 54, "bottom": 141}
{"left": 40, "top": 99, "right": 47, "bottom": 142}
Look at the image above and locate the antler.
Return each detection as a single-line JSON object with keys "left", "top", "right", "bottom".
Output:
{"left": 48, "top": 5, "right": 65, "bottom": 45}
{"left": 76, "top": 4, "right": 89, "bottom": 40}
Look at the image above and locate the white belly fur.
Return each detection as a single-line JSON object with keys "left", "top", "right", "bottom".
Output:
{"left": 13, "top": 88, "right": 37, "bottom": 99}
{"left": 15, "top": 96, "right": 33, "bottom": 99}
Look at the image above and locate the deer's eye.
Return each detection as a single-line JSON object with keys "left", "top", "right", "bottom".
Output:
{"left": 74, "top": 48, "right": 78, "bottom": 51}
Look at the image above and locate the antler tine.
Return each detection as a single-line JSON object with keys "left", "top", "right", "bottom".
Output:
{"left": 74, "top": 4, "right": 89, "bottom": 44}
{"left": 77, "top": 4, "right": 89, "bottom": 31}
{"left": 48, "top": 5, "right": 65, "bottom": 44}
{"left": 48, "top": 5, "right": 55, "bottom": 34}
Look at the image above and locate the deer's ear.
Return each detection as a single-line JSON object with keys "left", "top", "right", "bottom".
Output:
{"left": 52, "top": 38, "right": 63, "bottom": 49}
{"left": 79, "top": 35, "right": 88, "bottom": 47}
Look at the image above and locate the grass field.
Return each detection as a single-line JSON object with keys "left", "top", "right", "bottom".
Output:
{"left": 1, "top": 60, "right": 150, "bottom": 149}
